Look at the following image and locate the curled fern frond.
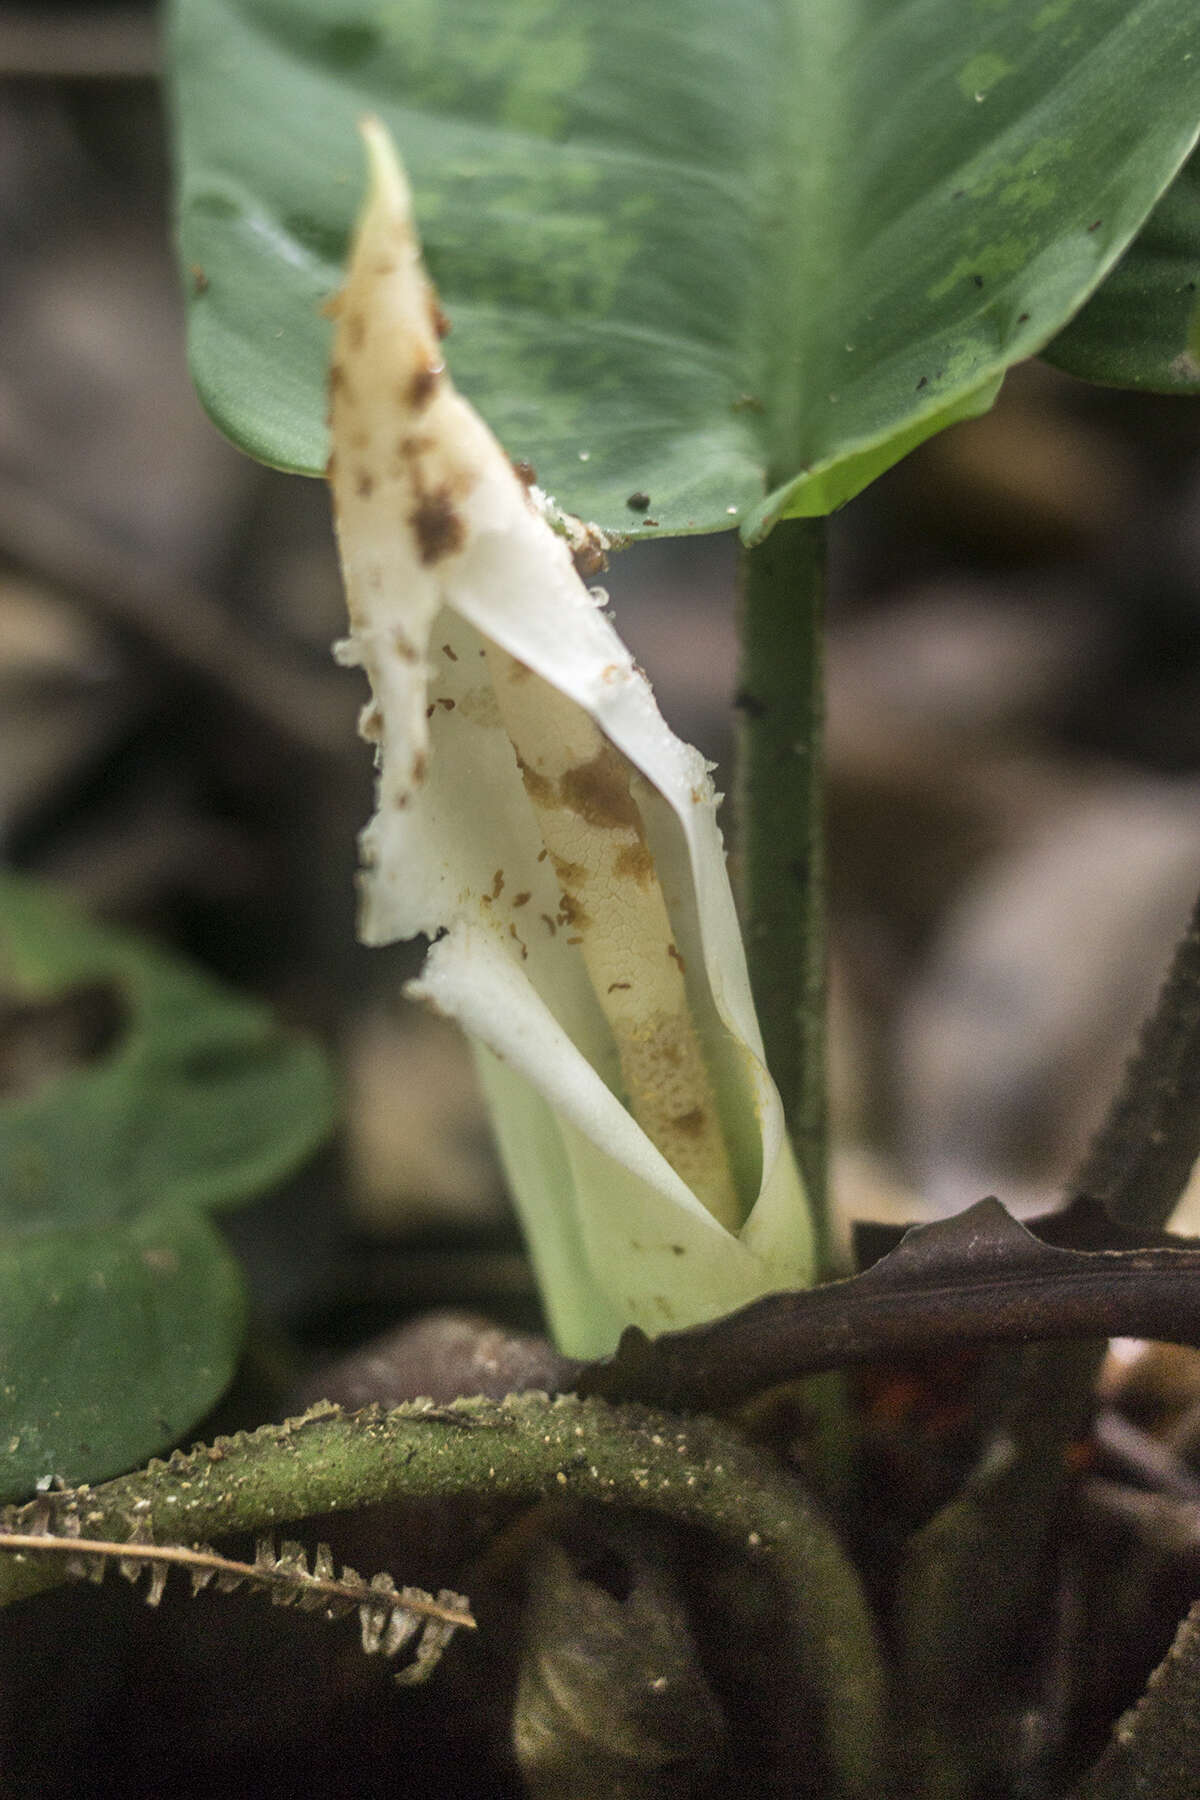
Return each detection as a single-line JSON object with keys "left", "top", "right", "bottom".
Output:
{"left": 0, "top": 1509, "right": 472, "bottom": 1684}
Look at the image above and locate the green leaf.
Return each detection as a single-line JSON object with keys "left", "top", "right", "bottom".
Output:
{"left": 170, "top": 0, "right": 1200, "bottom": 537}
{"left": 0, "top": 1205, "right": 245, "bottom": 1504}
{"left": 1044, "top": 146, "right": 1200, "bottom": 392}
{"left": 0, "top": 877, "right": 335, "bottom": 1498}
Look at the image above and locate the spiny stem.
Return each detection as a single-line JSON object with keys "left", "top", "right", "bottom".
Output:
{"left": 0, "top": 1395, "right": 885, "bottom": 1796}
{"left": 0, "top": 1530, "right": 475, "bottom": 1629}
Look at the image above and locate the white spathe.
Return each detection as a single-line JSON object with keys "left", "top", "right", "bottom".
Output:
{"left": 328, "top": 119, "right": 815, "bottom": 1356}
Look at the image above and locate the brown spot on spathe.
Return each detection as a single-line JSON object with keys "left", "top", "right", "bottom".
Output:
{"left": 511, "top": 459, "right": 537, "bottom": 489}
{"left": 429, "top": 297, "right": 452, "bottom": 340}
{"left": 613, "top": 841, "right": 654, "bottom": 885}
{"left": 516, "top": 757, "right": 557, "bottom": 809}
{"left": 557, "top": 890, "right": 589, "bottom": 930}
{"left": 347, "top": 312, "right": 366, "bottom": 350}
{"left": 406, "top": 359, "right": 444, "bottom": 411}
{"left": 409, "top": 486, "right": 466, "bottom": 565}
{"left": 549, "top": 854, "right": 586, "bottom": 886}
{"left": 560, "top": 743, "right": 641, "bottom": 833}
{"left": 355, "top": 469, "right": 375, "bottom": 499}
{"left": 667, "top": 944, "right": 686, "bottom": 974}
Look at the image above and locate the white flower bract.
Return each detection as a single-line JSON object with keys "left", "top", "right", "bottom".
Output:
{"left": 328, "top": 119, "right": 815, "bottom": 1356}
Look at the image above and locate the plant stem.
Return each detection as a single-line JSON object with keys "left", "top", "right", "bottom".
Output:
{"left": 1069, "top": 884, "right": 1200, "bottom": 1231}
{"left": 1073, "top": 1596, "right": 1200, "bottom": 1800}
{"left": 735, "top": 515, "right": 829, "bottom": 1265}
{"left": 0, "top": 1394, "right": 887, "bottom": 1798}
{"left": 897, "top": 885, "right": 1200, "bottom": 1798}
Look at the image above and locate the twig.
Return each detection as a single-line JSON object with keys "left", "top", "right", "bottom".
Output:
{"left": 1078, "top": 1479, "right": 1200, "bottom": 1559}
{"left": 1092, "top": 1409, "right": 1200, "bottom": 1506}
{"left": 0, "top": 8, "right": 158, "bottom": 78}
{"left": 0, "top": 475, "right": 353, "bottom": 755}
{"left": 576, "top": 1199, "right": 1200, "bottom": 1411}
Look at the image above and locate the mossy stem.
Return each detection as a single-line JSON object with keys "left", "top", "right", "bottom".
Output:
{"left": 0, "top": 1393, "right": 886, "bottom": 1797}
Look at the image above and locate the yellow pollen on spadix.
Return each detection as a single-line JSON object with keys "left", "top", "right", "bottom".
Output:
{"left": 485, "top": 645, "right": 741, "bottom": 1231}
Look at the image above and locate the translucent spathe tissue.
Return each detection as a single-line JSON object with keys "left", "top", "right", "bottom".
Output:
{"left": 328, "top": 119, "right": 815, "bottom": 1356}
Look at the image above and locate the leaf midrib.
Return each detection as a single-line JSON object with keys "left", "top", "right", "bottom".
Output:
{"left": 755, "top": 0, "right": 859, "bottom": 487}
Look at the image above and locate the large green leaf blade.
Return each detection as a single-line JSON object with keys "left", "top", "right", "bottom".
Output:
{"left": 170, "top": 0, "right": 1200, "bottom": 537}
{"left": 1043, "top": 147, "right": 1200, "bottom": 392}
{"left": 0, "top": 877, "right": 335, "bottom": 1497}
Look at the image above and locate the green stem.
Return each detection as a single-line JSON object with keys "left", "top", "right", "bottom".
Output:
{"left": 735, "top": 515, "right": 829, "bottom": 1266}
{"left": 0, "top": 1393, "right": 886, "bottom": 1798}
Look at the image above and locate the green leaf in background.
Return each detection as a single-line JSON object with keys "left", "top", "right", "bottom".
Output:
{"left": 0, "top": 1207, "right": 244, "bottom": 1508}
{"left": 170, "top": 0, "right": 1199, "bottom": 539}
{"left": 0, "top": 876, "right": 335, "bottom": 1500}
{"left": 1044, "top": 146, "right": 1200, "bottom": 392}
